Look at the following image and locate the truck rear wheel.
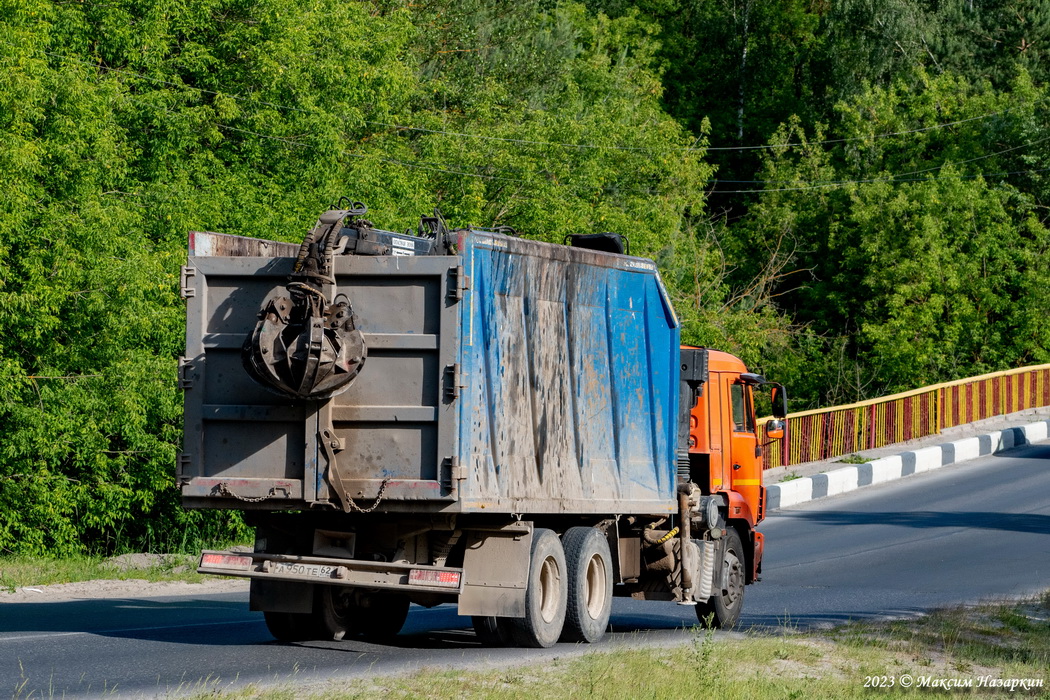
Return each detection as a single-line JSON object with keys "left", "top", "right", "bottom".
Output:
{"left": 316, "top": 586, "right": 410, "bottom": 641}
{"left": 355, "top": 591, "right": 410, "bottom": 641}
{"left": 560, "top": 527, "right": 613, "bottom": 643}
{"left": 263, "top": 610, "right": 321, "bottom": 642}
{"left": 695, "top": 529, "right": 745, "bottom": 629}
{"left": 316, "top": 585, "right": 355, "bottom": 641}
{"left": 509, "top": 528, "right": 567, "bottom": 648}
{"left": 472, "top": 616, "right": 515, "bottom": 646}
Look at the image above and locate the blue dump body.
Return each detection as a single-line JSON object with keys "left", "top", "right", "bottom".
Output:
{"left": 455, "top": 230, "right": 681, "bottom": 514}
{"left": 181, "top": 229, "right": 681, "bottom": 516}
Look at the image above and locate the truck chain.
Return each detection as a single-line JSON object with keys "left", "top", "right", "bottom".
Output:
{"left": 216, "top": 482, "right": 277, "bottom": 503}
{"left": 345, "top": 478, "right": 391, "bottom": 513}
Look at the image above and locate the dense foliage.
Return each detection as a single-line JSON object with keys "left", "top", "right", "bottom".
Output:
{"left": 612, "top": 0, "right": 1050, "bottom": 403}
{"left": 1, "top": 0, "right": 1047, "bottom": 554}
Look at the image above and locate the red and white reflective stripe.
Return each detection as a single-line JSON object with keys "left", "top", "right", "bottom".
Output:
{"left": 200, "top": 553, "right": 253, "bottom": 570}
{"left": 408, "top": 569, "right": 461, "bottom": 588}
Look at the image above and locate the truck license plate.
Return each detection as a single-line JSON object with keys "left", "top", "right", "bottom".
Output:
{"left": 270, "top": 562, "right": 335, "bottom": 578}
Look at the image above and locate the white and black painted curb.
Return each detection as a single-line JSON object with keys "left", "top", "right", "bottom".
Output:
{"left": 766, "top": 419, "right": 1050, "bottom": 511}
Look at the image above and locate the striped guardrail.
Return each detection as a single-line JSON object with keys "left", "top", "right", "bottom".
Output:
{"left": 760, "top": 364, "right": 1050, "bottom": 469}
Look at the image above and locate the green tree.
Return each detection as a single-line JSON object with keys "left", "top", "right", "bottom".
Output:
{"left": 0, "top": 0, "right": 728, "bottom": 555}
{"left": 736, "top": 70, "right": 1050, "bottom": 404}
{"left": 933, "top": 0, "right": 1050, "bottom": 87}
{"left": 0, "top": 0, "right": 420, "bottom": 554}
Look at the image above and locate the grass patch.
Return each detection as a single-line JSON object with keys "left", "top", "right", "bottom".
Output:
{"left": 779, "top": 471, "right": 803, "bottom": 482}
{"left": 0, "top": 553, "right": 206, "bottom": 591}
{"left": 185, "top": 594, "right": 1050, "bottom": 699}
{"left": 836, "top": 454, "right": 872, "bottom": 464}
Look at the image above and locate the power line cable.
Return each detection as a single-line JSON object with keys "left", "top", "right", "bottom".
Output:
{"left": 7, "top": 41, "right": 1049, "bottom": 197}
{"left": 1, "top": 46, "right": 566, "bottom": 185}
{"left": 365, "top": 120, "right": 706, "bottom": 152}
{"left": 218, "top": 117, "right": 1050, "bottom": 195}
{"left": 706, "top": 112, "right": 1007, "bottom": 151}
{"left": 310, "top": 112, "right": 1013, "bottom": 153}
{"left": 5, "top": 43, "right": 689, "bottom": 151}
{"left": 2, "top": 40, "right": 1027, "bottom": 156}
{"left": 714, "top": 167, "right": 1050, "bottom": 194}
{"left": 710, "top": 134, "right": 1050, "bottom": 185}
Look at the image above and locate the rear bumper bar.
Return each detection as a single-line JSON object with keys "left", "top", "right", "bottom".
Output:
{"left": 197, "top": 550, "right": 464, "bottom": 595}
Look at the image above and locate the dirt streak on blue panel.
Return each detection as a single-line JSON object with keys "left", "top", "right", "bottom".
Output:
{"left": 603, "top": 284, "right": 623, "bottom": 484}
{"left": 478, "top": 260, "right": 499, "bottom": 494}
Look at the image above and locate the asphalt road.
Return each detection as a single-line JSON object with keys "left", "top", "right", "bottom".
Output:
{"left": 3, "top": 442, "right": 1048, "bottom": 698}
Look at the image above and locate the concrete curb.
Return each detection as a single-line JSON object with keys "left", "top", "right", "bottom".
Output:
{"left": 766, "top": 419, "right": 1050, "bottom": 511}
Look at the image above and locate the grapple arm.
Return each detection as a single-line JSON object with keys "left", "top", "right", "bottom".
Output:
{"left": 242, "top": 207, "right": 367, "bottom": 400}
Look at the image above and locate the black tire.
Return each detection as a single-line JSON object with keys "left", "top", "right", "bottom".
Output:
{"left": 315, "top": 586, "right": 410, "bottom": 641}
{"left": 472, "top": 616, "right": 515, "bottom": 646}
{"left": 355, "top": 590, "right": 410, "bottom": 641}
{"left": 695, "top": 528, "right": 745, "bottom": 629}
{"left": 560, "top": 527, "right": 613, "bottom": 644}
{"left": 263, "top": 610, "right": 320, "bottom": 642}
{"left": 509, "top": 528, "right": 567, "bottom": 648}
{"left": 315, "top": 585, "right": 355, "bottom": 641}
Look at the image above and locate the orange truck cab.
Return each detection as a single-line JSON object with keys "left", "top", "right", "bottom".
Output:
{"left": 680, "top": 347, "right": 787, "bottom": 587}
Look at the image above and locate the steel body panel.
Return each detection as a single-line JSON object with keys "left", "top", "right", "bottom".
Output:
{"left": 182, "top": 255, "right": 314, "bottom": 504}
{"left": 182, "top": 247, "right": 459, "bottom": 508}
{"left": 182, "top": 230, "right": 681, "bottom": 515}
{"left": 455, "top": 231, "right": 681, "bottom": 514}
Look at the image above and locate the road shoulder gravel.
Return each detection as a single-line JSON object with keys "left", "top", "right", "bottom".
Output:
{"left": 0, "top": 576, "right": 248, "bottom": 602}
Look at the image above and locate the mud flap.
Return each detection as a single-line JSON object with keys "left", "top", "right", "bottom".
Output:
{"left": 457, "top": 524, "right": 533, "bottom": 617}
{"left": 250, "top": 579, "right": 315, "bottom": 614}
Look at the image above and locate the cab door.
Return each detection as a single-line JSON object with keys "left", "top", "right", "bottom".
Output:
{"left": 726, "top": 378, "right": 762, "bottom": 526}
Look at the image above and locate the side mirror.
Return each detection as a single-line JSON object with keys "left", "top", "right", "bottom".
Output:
{"left": 770, "top": 384, "right": 787, "bottom": 419}
{"left": 765, "top": 418, "right": 785, "bottom": 440}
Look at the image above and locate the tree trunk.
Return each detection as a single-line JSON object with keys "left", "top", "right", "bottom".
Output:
{"left": 736, "top": 0, "right": 752, "bottom": 142}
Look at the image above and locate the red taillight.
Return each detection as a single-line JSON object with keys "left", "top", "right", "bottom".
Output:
{"left": 408, "top": 569, "right": 461, "bottom": 588}
{"left": 200, "top": 553, "right": 253, "bottom": 571}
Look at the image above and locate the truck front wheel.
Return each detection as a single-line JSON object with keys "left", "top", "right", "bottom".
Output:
{"left": 560, "top": 527, "right": 613, "bottom": 644}
{"left": 695, "top": 528, "right": 745, "bottom": 629}
{"left": 509, "top": 528, "right": 567, "bottom": 648}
